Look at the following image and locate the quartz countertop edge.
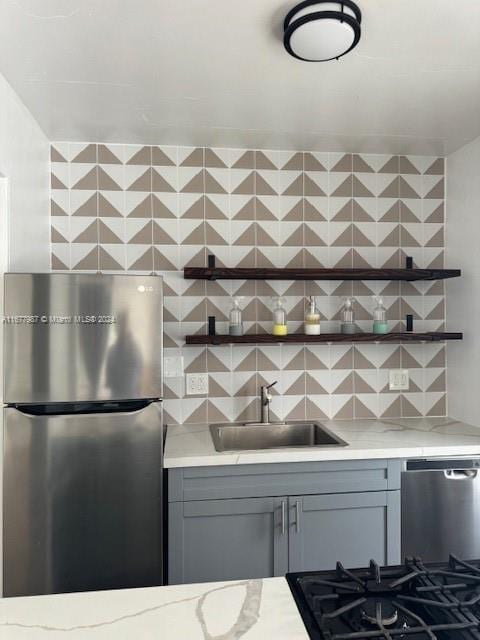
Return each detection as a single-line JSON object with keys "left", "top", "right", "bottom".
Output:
{"left": 164, "top": 417, "right": 480, "bottom": 468}
{"left": 0, "top": 577, "right": 308, "bottom": 640}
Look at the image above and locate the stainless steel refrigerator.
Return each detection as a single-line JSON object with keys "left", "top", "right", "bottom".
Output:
{"left": 2, "top": 273, "right": 164, "bottom": 597}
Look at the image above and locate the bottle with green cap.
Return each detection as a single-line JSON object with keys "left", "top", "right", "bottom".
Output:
{"left": 372, "top": 296, "right": 389, "bottom": 334}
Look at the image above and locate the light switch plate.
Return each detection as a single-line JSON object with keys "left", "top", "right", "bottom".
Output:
{"left": 186, "top": 373, "right": 209, "bottom": 395}
{"left": 164, "top": 356, "right": 184, "bottom": 378}
{"left": 389, "top": 369, "right": 409, "bottom": 391}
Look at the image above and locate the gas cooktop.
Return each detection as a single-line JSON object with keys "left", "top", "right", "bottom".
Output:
{"left": 286, "top": 556, "right": 480, "bottom": 639}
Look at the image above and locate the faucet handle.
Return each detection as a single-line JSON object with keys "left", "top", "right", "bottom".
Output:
{"left": 266, "top": 380, "right": 278, "bottom": 390}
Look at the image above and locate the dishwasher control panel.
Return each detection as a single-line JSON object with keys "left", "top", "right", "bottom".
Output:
{"left": 406, "top": 458, "right": 480, "bottom": 471}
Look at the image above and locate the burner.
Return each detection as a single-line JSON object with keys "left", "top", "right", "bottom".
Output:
{"left": 360, "top": 598, "right": 398, "bottom": 627}
{"left": 287, "top": 556, "right": 480, "bottom": 639}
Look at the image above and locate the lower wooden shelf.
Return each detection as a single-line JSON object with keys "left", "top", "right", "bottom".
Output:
{"left": 185, "top": 332, "right": 463, "bottom": 346}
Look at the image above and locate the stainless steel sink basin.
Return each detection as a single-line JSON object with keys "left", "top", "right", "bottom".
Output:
{"left": 209, "top": 421, "right": 347, "bottom": 452}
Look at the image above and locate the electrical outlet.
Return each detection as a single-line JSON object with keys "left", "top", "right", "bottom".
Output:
{"left": 186, "top": 373, "right": 209, "bottom": 395}
{"left": 164, "top": 356, "right": 184, "bottom": 378}
{"left": 389, "top": 369, "right": 409, "bottom": 391}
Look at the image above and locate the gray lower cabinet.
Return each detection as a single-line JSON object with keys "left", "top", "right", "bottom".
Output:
{"left": 288, "top": 491, "right": 401, "bottom": 573}
{"left": 168, "top": 497, "right": 288, "bottom": 585}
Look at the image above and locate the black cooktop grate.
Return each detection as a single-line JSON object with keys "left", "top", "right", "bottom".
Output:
{"left": 287, "top": 556, "right": 480, "bottom": 639}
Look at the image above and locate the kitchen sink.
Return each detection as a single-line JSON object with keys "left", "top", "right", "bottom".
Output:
{"left": 209, "top": 421, "right": 348, "bottom": 452}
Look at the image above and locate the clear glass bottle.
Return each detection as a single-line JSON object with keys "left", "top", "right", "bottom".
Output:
{"left": 341, "top": 297, "right": 357, "bottom": 334}
{"left": 272, "top": 297, "right": 287, "bottom": 336}
{"left": 304, "top": 296, "right": 321, "bottom": 335}
{"left": 373, "top": 296, "right": 389, "bottom": 334}
{"left": 229, "top": 297, "right": 244, "bottom": 336}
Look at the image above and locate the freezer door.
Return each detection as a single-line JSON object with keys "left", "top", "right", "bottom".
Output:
{"left": 3, "top": 402, "right": 163, "bottom": 597}
{"left": 4, "top": 273, "right": 163, "bottom": 404}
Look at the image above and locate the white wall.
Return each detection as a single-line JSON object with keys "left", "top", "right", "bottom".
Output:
{"left": 0, "top": 73, "right": 50, "bottom": 597}
{"left": 0, "top": 72, "right": 50, "bottom": 272}
{"left": 446, "top": 136, "right": 480, "bottom": 425}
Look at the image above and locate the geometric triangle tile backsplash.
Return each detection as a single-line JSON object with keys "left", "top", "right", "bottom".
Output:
{"left": 51, "top": 143, "right": 446, "bottom": 423}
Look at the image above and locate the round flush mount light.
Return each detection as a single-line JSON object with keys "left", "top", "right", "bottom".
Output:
{"left": 283, "top": 1, "right": 362, "bottom": 62}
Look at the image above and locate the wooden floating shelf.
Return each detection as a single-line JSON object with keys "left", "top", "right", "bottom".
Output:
{"left": 184, "top": 267, "right": 461, "bottom": 282}
{"left": 185, "top": 332, "right": 463, "bottom": 346}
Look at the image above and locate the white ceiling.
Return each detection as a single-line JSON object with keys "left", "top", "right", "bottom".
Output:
{"left": 1, "top": 0, "right": 480, "bottom": 154}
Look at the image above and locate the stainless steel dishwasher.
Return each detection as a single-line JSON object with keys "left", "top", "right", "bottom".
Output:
{"left": 402, "top": 458, "right": 480, "bottom": 562}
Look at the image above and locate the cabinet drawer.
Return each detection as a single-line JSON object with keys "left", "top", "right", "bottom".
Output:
{"left": 168, "top": 459, "right": 401, "bottom": 502}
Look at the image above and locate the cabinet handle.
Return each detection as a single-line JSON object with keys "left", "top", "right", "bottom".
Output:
{"left": 295, "top": 500, "right": 301, "bottom": 533}
{"left": 281, "top": 500, "right": 286, "bottom": 535}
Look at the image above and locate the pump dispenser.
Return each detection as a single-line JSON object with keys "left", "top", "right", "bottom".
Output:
{"left": 341, "top": 297, "right": 357, "bottom": 334}
{"left": 304, "top": 296, "right": 321, "bottom": 335}
{"left": 372, "top": 297, "right": 389, "bottom": 334}
{"left": 229, "top": 297, "right": 244, "bottom": 336}
{"left": 272, "top": 297, "right": 288, "bottom": 336}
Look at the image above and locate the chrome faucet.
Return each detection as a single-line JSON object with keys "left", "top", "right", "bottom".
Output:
{"left": 260, "top": 381, "right": 277, "bottom": 424}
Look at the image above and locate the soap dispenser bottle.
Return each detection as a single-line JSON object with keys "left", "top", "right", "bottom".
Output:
{"left": 272, "top": 297, "right": 288, "bottom": 336}
{"left": 229, "top": 297, "right": 244, "bottom": 336}
{"left": 304, "top": 296, "right": 321, "bottom": 335}
{"left": 341, "top": 297, "right": 357, "bottom": 334}
{"left": 372, "top": 297, "right": 389, "bottom": 334}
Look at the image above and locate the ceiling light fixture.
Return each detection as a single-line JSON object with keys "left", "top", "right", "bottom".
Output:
{"left": 283, "top": 1, "right": 362, "bottom": 62}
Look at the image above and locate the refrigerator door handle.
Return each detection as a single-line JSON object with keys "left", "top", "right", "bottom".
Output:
{"left": 12, "top": 399, "right": 162, "bottom": 419}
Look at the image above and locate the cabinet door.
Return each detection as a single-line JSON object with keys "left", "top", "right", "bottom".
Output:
{"left": 288, "top": 491, "right": 400, "bottom": 573}
{"left": 169, "top": 497, "right": 288, "bottom": 584}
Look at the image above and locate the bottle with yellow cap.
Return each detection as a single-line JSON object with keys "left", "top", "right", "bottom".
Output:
{"left": 272, "top": 296, "right": 288, "bottom": 336}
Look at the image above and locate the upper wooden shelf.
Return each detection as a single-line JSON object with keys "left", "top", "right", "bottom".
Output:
{"left": 183, "top": 267, "right": 461, "bottom": 281}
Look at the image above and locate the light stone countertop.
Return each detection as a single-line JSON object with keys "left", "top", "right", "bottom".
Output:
{"left": 0, "top": 577, "right": 308, "bottom": 640}
{"left": 164, "top": 417, "right": 480, "bottom": 468}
